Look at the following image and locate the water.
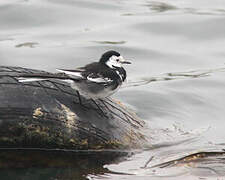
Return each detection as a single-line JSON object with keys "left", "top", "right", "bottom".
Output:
{"left": 1, "top": 0, "right": 225, "bottom": 179}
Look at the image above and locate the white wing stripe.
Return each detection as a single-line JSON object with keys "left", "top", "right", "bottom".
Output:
{"left": 87, "top": 76, "right": 113, "bottom": 83}
{"left": 116, "top": 70, "right": 123, "bottom": 80}
{"left": 17, "top": 77, "right": 46, "bottom": 83}
{"left": 56, "top": 69, "right": 84, "bottom": 78}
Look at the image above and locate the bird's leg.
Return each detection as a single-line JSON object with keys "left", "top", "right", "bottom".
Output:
{"left": 76, "top": 90, "right": 82, "bottom": 105}
{"left": 74, "top": 91, "right": 89, "bottom": 111}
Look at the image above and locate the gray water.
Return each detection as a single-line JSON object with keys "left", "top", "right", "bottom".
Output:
{"left": 1, "top": 0, "right": 225, "bottom": 179}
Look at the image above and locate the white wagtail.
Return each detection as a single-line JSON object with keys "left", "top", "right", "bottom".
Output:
{"left": 17, "top": 50, "right": 131, "bottom": 101}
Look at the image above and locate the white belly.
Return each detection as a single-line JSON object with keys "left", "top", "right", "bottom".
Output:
{"left": 69, "top": 80, "right": 120, "bottom": 99}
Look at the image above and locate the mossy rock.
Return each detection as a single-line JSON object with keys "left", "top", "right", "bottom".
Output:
{"left": 0, "top": 66, "right": 147, "bottom": 150}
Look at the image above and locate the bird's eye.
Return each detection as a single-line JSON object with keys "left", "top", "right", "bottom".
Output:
{"left": 116, "top": 59, "right": 119, "bottom": 62}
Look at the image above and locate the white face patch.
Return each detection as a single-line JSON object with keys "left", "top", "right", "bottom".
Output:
{"left": 106, "top": 55, "right": 123, "bottom": 68}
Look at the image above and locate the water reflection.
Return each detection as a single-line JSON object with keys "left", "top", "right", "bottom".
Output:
{"left": 0, "top": 149, "right": 131, "bottom": 180}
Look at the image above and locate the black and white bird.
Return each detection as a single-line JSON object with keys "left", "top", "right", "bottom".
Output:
{"left": 17, "top": 50, "right": 131, "bottom": 100}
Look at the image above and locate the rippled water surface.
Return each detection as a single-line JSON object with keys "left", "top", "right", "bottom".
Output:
{"left": 1, "top": 0, "right": 225, "bottom": 179}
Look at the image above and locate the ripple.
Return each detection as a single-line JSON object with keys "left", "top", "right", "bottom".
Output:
{"left": 0, "top": 38, "right": 14, "bottom": 41}
{"left": 15, "top": 42, "right": 39, "bottom": 48}
{"left": 92, "top": 40, "right": 126, "bottom": 45}
{"left": 145, "top": 1, "right": 177, "bottom": 13}
{"left": 133, "top": 17, "right": 225, "bottom": 40}
{"left": 147, "top": 150, "right": 225, "bottom": 177}
{"left": 134, "top": 1, "right": 225, "bottom": 16}
{"left": 124, "top": 66, "right": 225, "bottom": 88}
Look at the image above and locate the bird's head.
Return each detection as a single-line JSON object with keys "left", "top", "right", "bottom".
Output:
{"left": 99, "top": 50, "right": 131, "bottom": 68}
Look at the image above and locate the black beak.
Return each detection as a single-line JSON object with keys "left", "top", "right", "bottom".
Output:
{"left": 121, "top": 61, "right": 131, "bottom": 64}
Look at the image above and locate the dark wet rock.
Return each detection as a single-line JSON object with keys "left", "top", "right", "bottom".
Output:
{"left": 0, "top": 66, "right": 147, "bottom": 151}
